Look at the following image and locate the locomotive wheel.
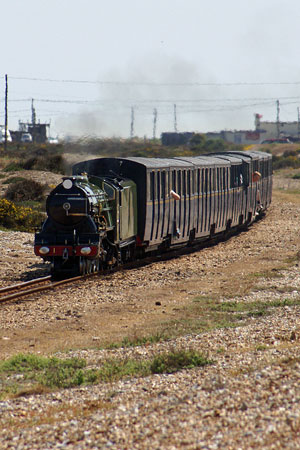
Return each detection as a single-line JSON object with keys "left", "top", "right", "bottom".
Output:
{"left": 79, "top": 258, "right": 86, "bottom": 275}
{"left": 86, "top": 260, "right": 92, "bottom": 274}
{"left": 92, "top": 259, "right": 100, "bottom": 272}
{"left": 79, "top": 258, "right": 100, "bottom": 275}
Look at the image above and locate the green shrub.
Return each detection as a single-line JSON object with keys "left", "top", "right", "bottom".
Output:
{"left": 3, "top": 162, "right": 23, "bottom": 172}
{"left": 0, "top": 350, "right": 213, "bottom": 398}
{"left": 0, "top": 354, "right": 92, "bottom": 390}
{"left": 150, "top": 349, "right": 211, "bottom": 374}
{"left": 0, "top": 354, "right": 51, "bottom": 373}
{"left": 2, "top": 176, "right": 27, "bottom": 185}
{"left": 23, "top": 153, "right": 65, "bottom": 173}
{"left": 273, "top": 154, "right": 300, "bottom": 170}
{"left": 4, "top": 179, "right": 46, "bottom": 202}
{"left": 283, "top": 150, "right": 298, "bottom": 157}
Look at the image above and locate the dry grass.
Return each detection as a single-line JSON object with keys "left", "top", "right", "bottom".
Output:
{"left": 0, "top": 399, "right": 113, "bottom": 431}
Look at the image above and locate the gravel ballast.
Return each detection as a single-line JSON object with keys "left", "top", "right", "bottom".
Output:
{"left": 0, "top": 179, "right": 300, "bottom": 449}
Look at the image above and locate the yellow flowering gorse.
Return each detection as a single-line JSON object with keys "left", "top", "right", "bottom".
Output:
{"left": 0, "top": 198, "right": 43, "bottom": 231}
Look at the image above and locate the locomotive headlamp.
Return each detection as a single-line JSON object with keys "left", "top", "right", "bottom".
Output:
{"left": 80, "top": 247, "right": 91, "bottom": 255}
{"left": 39, "top": 246, "right": 50, "bottom": 255}
{"left": 62, "top": 179, "right": 73, "bottom": 189}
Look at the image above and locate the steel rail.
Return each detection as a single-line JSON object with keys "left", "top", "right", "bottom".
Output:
{"left": 0, "top": 276, "right": 52, "bottom": 294}
{"left": 0, "top": 274, "right": 85, "bottom": 304}
{"left": 0, "top": 217, "right": 263, "bottom": 305}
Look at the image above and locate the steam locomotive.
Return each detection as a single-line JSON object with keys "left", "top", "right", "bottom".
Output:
{"left": 34, "top": 151, "right": 272, "bottom": 277}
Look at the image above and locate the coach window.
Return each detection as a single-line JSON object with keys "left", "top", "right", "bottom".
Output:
{"left": 183, "top": 171, "right": 186, "bottom": 196}
{"left": 197, "top": 169, "right": 200, "bottom": 195}
{"left": 167, "top": 171, "right": 170, "bottom": 197}
{"left": 150, "top": 171, "right": 155, "bottom": 200}
{"left": 237, "top": 166, "right": 243, "bottom": 186}
{"left": 172, "top": 170, "right": 176, "bottom": 191}
{"left": 157, "top": 172, "right": 160, "bottom": 200}
{"left": 230, "top": 166, "right": 236, "bottom": 188}
{"left": 161, "top": 171, "right": 166, "bottom": 198}
{"left": 188, "top": 171, "right": 191, "bottom": 195}
{"left": 177, "top": 171, "right": 181, "bottom": 196}
{"left": 242, "top": 163, "right": 249, "bottom": 186}
{"left": 204, "top": 169, "right": 208, "bottom": 192}
{"left": 220, "top": 168, "right": 223, "bottom": 191}
{"left": 192, "top": 171, "right": 194, "bottom": 194}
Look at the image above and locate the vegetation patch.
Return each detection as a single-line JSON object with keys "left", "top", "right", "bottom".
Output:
{"left": 108, "top": 330, "right": 169, "bottom": 349}
{"left": 149, "top": 349, "right": 211, "bottom": 374}
{"left": 0, "top": 398, "right": 113, "bottom": 432}
{"left": 211, "top": 297, "right": 300, "bottom": 318}
{"left": 3, "top": 162, "right": 23, "bottom": 172}
{"left": 2, "top": 176, "right": 27, "bottom": 185}
{"left": 4, "top": 179, "right": 46, "bottom": 202}
{"left": 0, "top": 350, "right": 211, "bottom": 399}
{"left": 0, "top": 198, "right": 44, "bottom": 232}
{"left": 250, "top": 268, "right": 284, "bottom": 280}
{"left": 157, "top": 291, "right": 300, "bottom": 340}
{"left": 273, "top": 152, "right": 300, "bottom": 170}
{"left": 0, "top": 354, "right": 97, "bottom": 398}
{"left": 23, "top": 153, "right": 66, "bottom": 174}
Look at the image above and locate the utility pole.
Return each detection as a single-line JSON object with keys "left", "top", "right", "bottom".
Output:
{"left": 297, "top": 107, "right": 300, "bottom": 138}
{"left": 153, "top": 108, "right": 157, "bottom": 139}
{"left": 174, "top": 104, "right": 178, "bottom": 132}
{"left": 4, "top": 74, "right": 8, "bottom": 151}
{"left": 276, "top": 100, "right": 280, "bottom": 138}
{"left": 31, "top": 98, "right": 36, "bottom": 126}
{"left": 130, "top": 106, "right": 134, "bottom": 139}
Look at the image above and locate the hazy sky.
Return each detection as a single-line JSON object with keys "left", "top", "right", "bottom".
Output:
{"left": 1, "top": 0, "right": 300, "bottom": 138}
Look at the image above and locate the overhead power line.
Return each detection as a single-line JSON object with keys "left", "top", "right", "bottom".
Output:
{"left": 6, "top": 75, "right": 300, "bottom": 87}
{"left": 2, "top": 96, "right": 300, "bottom": 107}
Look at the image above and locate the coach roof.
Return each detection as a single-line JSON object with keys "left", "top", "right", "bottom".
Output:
{"left": 124, "top": 157, "right": 192, "bottom": 169}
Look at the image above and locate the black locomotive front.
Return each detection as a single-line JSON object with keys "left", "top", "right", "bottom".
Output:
{"left": 34, "top": 175, "right": 113, "bottom": 276}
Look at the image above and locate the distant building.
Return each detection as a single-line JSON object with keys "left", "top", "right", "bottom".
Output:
{"left": 161, "top": 132, "right": 195, "bottom": 146}
{"left": 10, "top": 99, "right": 50, "bottom": 144}
{"left": 206, "top": 130, "right": 260, "bottom": 145}
{"left": 161, "top": 129, "right": 260, "bottom": 146}
{"left": 161, "top": 113, "right": 300, "bottom": 146}
{"left": 255, "top": 113, "right": 299, "bottom": 141}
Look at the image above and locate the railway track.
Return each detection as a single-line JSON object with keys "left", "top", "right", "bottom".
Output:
{"left": 0, "top": 224, "right": 253, "bottom": 305}
{"left": 0, "top": 274, "right": 84, "bottom": 304}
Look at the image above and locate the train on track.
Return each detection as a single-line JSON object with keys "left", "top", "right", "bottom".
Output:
{"left": 34, "top": 150, "right": 272, "bottom": 277}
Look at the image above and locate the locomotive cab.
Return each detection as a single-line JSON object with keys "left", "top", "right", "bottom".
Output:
{"left": 88, "top": 175, "right": 137, "bottom": 243}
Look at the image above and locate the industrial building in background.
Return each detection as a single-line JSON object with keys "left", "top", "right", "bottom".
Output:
{"left": 162, "top": 101, "right": 300, "bottom": 146}
{"left": 9, "top": 100, "right": 50, "bottom": 144}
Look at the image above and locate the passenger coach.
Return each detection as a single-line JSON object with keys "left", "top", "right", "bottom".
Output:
{"left": 72, "top": 150, "right": 272, "bottom": 254}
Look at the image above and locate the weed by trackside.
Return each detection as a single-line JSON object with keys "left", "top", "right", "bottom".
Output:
{"left": 107, "top": 329, "right": 169, "bottom": 349}
{"left": 0, "top": 349, "right": 212, "bottom": 399}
